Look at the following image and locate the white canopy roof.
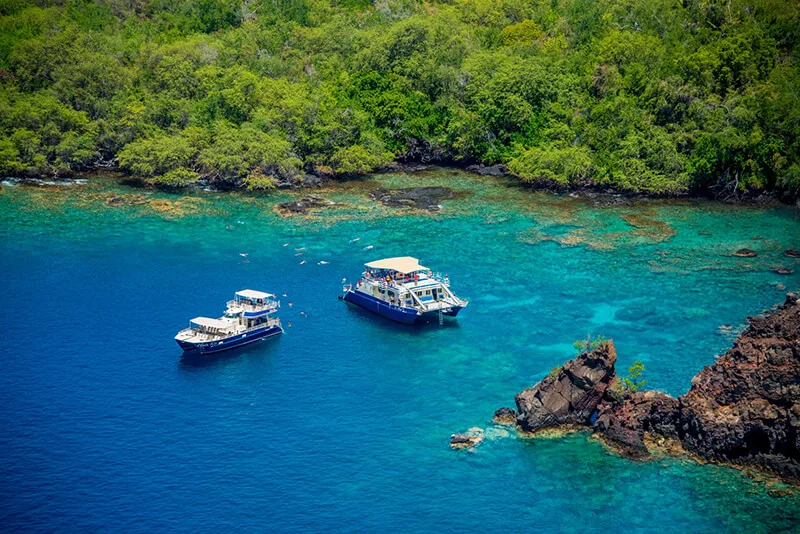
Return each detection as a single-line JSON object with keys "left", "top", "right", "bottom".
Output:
{"left": 235, "top": 289, "right": 274, "bottom": 300}
{"left": 365, "top": 256, "right": 428, "bottom": 274}
{"left": 191, "top": 317, "right": 234, "bottom": 329}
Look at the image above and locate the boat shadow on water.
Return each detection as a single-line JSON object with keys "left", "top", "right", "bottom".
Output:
{"left": 178, "top": 336, "right": 283, "bottom": 369}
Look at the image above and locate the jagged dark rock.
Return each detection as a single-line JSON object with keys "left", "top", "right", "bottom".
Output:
{"left": 593, "top": 412, "right": 649, "bottom": 458}
{"left": 734, "top": 248, "right": 758, "bottom": 257}
{"left": 594, "top": 390, "right": 681, "bottom": 459}
{"left": 676, "top": 293, "right": 800, "bottom": 482}
{"left": 514, "top": 342, "right": 617, "bottom": 433}
{"left": 493, "top": 407, "right": 517, "bottom": 425}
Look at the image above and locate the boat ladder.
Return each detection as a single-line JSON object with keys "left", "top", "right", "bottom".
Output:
{"left": 438, "top": 309, "right": 444, "bottom": 325}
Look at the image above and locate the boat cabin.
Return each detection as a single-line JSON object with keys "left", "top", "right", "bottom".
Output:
{"left": 357, "top": 257, "right": 456, "bottom": 308}
{"left": 343, "top": 256, "right": 468, "bottom": 323}
{"left": 228, "top": 289, "right": 279, "bottom": 316}
{"left": 189, "top": 316, "right": 236, "bottom": 336}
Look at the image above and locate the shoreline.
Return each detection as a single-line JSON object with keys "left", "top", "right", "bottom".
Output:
{"left": 2, "top": 162, "right": 794, "bottom": 208}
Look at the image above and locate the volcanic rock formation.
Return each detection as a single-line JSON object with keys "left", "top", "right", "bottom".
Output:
{"left": 515, "top": 342, "right": 617, "bottom": 433}
{"left": 505, "top": 293, "right": 800, "bottom": 483}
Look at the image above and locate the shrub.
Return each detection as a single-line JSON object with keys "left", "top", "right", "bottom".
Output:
{"left": 146, "top": 167, "right": 199, "bottom": 188}
{"left": 573, "top": 333, "right": 608, "bottom": 355}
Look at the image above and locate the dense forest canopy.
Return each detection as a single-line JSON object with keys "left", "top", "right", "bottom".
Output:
{"left": 0, "top": 0, "right": 798, "bottom": 198}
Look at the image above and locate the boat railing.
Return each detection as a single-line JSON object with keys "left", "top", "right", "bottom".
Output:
{"left": 227, "top": 299, "right": 279, "bottom": 312}
{"left": 248, "top": 317, "right": 281, "bottom": 329}
{"left": 430, "top": 272, "right": 451, "bottom": 286}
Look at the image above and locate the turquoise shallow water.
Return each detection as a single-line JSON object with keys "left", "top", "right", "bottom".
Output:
{"left": 1, "top": 170, "right": 800, "bottom": 532}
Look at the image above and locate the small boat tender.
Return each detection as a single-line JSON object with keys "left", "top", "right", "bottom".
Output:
{"left": 342, "top": 257, "right": 468, "bottom": 324}
{"left": 175, "top": 289, "right": 283, "bottom": 355}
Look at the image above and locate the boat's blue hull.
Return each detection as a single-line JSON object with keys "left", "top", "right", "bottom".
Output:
{"left": 176, "top": 324, "right": 283, "bottom": 355}
{"left": 343, "top": 289, "right": 465, "bottom": 324}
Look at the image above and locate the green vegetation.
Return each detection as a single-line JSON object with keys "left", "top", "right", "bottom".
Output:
{"left": 621, "top": 360, "right": 647, "bottom": 393}
{"left": 573, "top": 333, "right": 608, "bottom": 355}
{"left": 1, "top": 0, "right": 799, "bottom": 197}
{"left": 609, "top": 359, "right": 648, "bottom": 400}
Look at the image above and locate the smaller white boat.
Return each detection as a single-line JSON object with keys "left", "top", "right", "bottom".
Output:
{"left": 175, "top": 290, "right": 283, "bottom": 355}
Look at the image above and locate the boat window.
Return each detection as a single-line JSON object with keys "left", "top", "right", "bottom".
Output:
{"left": 425, "top": 290, "right": 431, "bottom": 295}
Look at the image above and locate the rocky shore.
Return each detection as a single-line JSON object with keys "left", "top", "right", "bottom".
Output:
{"left": 487, "top": 293, "right": 800, "bottom": 484}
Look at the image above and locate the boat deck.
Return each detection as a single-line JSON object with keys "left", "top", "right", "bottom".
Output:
{"left": 176, "top": 318, "right": 281, "bottom": 343}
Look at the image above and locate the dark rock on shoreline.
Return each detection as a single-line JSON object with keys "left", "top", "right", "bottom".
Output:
{"left": 276, "top": 196, "right": 330, "bottom": 214}
{"left": 785, "top": 248, "right": 800, "bottom": 258}
{"left": 466, "top": 164, "right": 507, "bottom": 177}
{"left": 515, "top": 342, "right": 617, "bottom": 433}
{"left": 497, "top": 293, "right": 800, "bottom": 484}
{"left": 369, "top": 187, "right": 455, "bottom": 211}
{"left": 734, "top": 248, "right": 759, "bottom": 257}
{"left": 677, "top": 293, "right": 800, "bottom": 481}
{"left": 398, "top": 163, "right": 433, "bottom": 173}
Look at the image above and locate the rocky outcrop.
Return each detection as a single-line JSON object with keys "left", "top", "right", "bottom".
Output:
{"left": 594, "top": 391, "right": 680, "bottom": 459}
{"left": 450, "top": 427, "right": 484, "bottom": 449}
{"left": 499, "top": 293, "right": 800, "bottom": 483}
{"left": 515, "top": 342, "right": 617, "bottom": 433}
{"left": 676, "top": 293, "right": 800, "bottom": 481}
{"left": 493, "top": 407, "right": 517, "bottom": 425}
{"left": 733, "top": 248, "right": 758, "bottom": 257}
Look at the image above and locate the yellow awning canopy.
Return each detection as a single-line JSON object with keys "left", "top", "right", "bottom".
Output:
{"left": 365, "top": 256, "right": 428, "bottom": 274}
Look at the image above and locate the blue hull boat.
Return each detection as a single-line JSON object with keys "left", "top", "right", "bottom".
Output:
{"left": 176, "top": 289, "right": 284, "bottom": 355}
{"left": 342, "top": 257, "right": 467, "bottom": 325}
{"left": 177, "top": 324, "right": 284, "bottom": 355}
{"left": 343, "top": 290, "right": 464, "bottom": 324}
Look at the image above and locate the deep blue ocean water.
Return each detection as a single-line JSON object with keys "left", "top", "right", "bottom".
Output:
{"left": 2, "top": 171, "right": 800, "bottom": 532}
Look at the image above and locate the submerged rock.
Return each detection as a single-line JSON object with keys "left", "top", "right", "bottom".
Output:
{"left": 493, "top": 407, "right": 517, "bottom": 425}
{"left": 734, "top": 248, "right": 759, "bottom": 257}
{"left": 515, "top": 342, "right": 617, "bottom": 433}
{"left": 105, "top": 194, "right": 148, "bottom": 207}
{"left": 774, "top": 267, "right": 794, "bottom": 275}
{"left": 784, "top": 248, "right": 800, "bottom": 258}
{"left": 369, "top": 187, "right": 455, "bottom": 211}
{"left": 276, "top": 196, "right": 330, "bottom": 215}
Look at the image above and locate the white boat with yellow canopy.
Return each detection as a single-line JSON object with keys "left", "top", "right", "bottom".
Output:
{"left": 342, "top": 257, "right": 468, "bottom": 324}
